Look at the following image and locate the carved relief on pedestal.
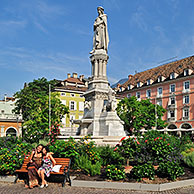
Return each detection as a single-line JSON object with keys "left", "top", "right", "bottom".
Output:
{"left": 95, "top": 91, "right": 108, "bottom": 100}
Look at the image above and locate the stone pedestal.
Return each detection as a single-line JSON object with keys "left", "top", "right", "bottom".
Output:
{"left": 76, "top": 50, "right": 125, "bottom": 137}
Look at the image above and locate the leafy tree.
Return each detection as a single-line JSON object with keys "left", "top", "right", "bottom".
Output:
{"left": 13, "top": 77, "right": 69, "bottom": 143}
{"left": 116, "top": 96, "right": 166, "bottom": 135}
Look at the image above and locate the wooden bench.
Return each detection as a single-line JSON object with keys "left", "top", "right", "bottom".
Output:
{"left": 14, "top": 157, "right": 71, "bottom": 187}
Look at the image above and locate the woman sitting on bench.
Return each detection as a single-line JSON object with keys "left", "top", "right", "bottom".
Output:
{"left": 38, "top": 146, "right": 56, "bottom": 188}
{"left": 27, "top": 144, "right": 43, "bottom": 189}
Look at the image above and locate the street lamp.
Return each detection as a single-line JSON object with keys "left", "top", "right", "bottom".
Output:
{"left": 70, "top": 116, "right": 74, "bottom": 136}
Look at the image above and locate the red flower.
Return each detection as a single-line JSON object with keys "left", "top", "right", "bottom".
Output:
{"left": 154, "top": 138, "right": 156, "bottom": 141}
{"left": 156, "top": 137, "right": 159, "bottom": 140}
{"left": 145, "top": 140, "right": 148, "bottom": 143}
{"left": 137, "top": 141, "right": 140, "bottom": 145}
{"left": 114, "top": 147, "right": 118, "bottom": 151}
{"left": 128, "top": 136, "right": 131, "bottom": 138}
{"left": 134, "top": 137, "right": 136, "bottom": 140}
{"left": 164, "top": 139, "right": 165, "bottom": 141}
{"left": 167, "top": 143, "right": 170, "bottom": 146}
{"left": 120, "top": 137, "right": 126, "bottom": 142}
{"left": 160, "top": 137, "right": 162, "bottom": 140}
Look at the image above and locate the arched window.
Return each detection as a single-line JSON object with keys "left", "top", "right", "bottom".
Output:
{"left": 181, "top": 123, "right": 192, "bottom": 129}
{"left": 6, "top": 127, "right": 17, "bottom": 137}
{"left": 167, "top": 124, "right": 177, "bottom": 129}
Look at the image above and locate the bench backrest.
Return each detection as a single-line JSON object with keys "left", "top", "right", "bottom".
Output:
{"left": 20, "top": 157, "right": 71, "bottom": 172}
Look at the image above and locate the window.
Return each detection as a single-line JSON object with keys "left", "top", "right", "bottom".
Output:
{"left": 137, "top": 82, "right": 140, "bottom": 88}
{"left": 127, "top": 85, "right": 131, "bottom": 90}
{"left": 127, "top": 94, "right": 131, "bottom": 98}
{"left": 184, "top": 95, "right": 189, "bottom": 104}
{"left": 170, "top": 97, "right": 175, "bottom": 105}
{"left": 146, "top": 89, "right": 151, "bottom": 98}
{"left": 61, "top": 92, "right": 66, "bottom": 96}
{"left": 69, "top": 101, "right": 76, "bottom": 110}
{"left": 170, "top": 84, "right": 175, "bottom": 93}
{"left": 157, "top": 87, "right": 163, "bottom": 96}
{"left": 158, "top": 76, "right": 162, "bottom": 82}
{"left": 184, "top": 69, "right": 189, "bottom": 76}
{"left": 170, "top": 72, "right": 175, "bottom": 79}
{"left": 71, "top": 93, "right": 75, "bottom": 97}
{"left": 136, "top": 92, "right": 140, "bottom": 99}
{"left": 147, "top": 79, "right": 150, "bottom": 85}
{"left": 183, "top": 109, "right": 189, "bottom": 118}
{"left": 184, "top": 81, "right": 190, "bottom": 90}
{"left": 169, "top": 110, "right": 175, "bottom": 118}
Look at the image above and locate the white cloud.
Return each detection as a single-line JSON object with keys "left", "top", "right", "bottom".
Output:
{"left": 33, "top": 20, "right": 48, "bottom": 33}
{"left": 0, "top": 20, "right": 27, "bottom": 33}
{"left": 131, "top": 6, "right": 148, "bottom": 32}
{"left": 0, "top": 47, "right": 89, "bottom": 79}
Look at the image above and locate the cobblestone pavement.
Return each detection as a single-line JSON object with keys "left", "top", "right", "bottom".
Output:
{"left": 1, "top": 183, "right": 194, "bottom": 194}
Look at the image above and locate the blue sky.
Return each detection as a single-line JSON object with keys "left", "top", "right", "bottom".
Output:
{"left": 1, "top": 0, "right": 194, "bottom": 99}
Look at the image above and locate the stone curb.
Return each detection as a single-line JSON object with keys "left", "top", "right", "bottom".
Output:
{"left": 0, "top": 176, "right": 16, "bottom": 183}
{"left": 71, "top": 178, "right": 194, "bottom": 191}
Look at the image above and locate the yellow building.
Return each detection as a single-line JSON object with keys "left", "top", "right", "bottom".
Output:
{"left": 54, "top": 73, "right": 88, "bottom": 135}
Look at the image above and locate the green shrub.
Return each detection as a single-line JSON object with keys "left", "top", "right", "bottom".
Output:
{"left": 116, "top": 136, "right": 141, "bottom": 162}
{"left": 75, "top": 154, "right": 101, "bottom": 176}
{"left": 77, "top": 135, "right": 100, "bottom": 164}
{"left": 181, "top": 143, "right": 194, "bottom": 157}
{"left": 106, "top": 164, "right": 125, "bottom": 181}
{"left": 157, "top": 161, "right": 184, "bottom": 180}
{"left": 49, "top": 138, "right": 79, "bottom": 168}
{"left": 97, "top": 145, "right": 124, "bottom": 167}
{"left": 130, "top": 163, "right": 155, "bottom": 182}
{"left": 183, "top": 151, "right": 194, "bottom": 168}
{"left": 0, "top": 137, "right": 33, "bottom": 175}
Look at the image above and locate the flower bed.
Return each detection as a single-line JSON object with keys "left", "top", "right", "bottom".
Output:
{"left": 1, "top": 131, "right": 194, "bottom": 185}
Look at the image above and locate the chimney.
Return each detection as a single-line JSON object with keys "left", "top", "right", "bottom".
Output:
{"left": 79, "top": 75, "right": 84, "bottom": 81}
{"left": 128, "top": 75, "right": 133, "bottom": 80}
{"left": 73, "top": 73, "right": 78, "bottom": 78}
{"left": 4, "top": 94, "right": 7, "bottom": 102}
{"left": 67, "top": 73, "right": 71, "bottom": 78}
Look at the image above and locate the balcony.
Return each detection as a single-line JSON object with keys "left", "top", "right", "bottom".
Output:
{"left": 168, "top": 117, "right": 175, "bottom": 122}
{"left": 182, "top": 89, "right": 190, "bottom": 94}
{"left": 0, "top": 114, "right": 22, "bottom": 121}
{"left": 156, "top": 94, "right": 163, "bottom": 98}
{"left": 182, "top": 116, "right": 189, "bottom": 121}
{"left": 167, "top": 104, "right": 176, "bottom": 109}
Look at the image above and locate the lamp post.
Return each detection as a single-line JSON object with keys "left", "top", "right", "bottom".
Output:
{"left": 155, "top": 97, "right": 157, "bottom": 130}
{"left": 49, "top": 84, "right": 51, "bottom": 130}
{"left": 70, "top": 116, "right": 74, "bottom": 136}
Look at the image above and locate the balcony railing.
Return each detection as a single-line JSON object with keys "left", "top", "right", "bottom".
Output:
{"left": 167, "top": 117, "right": 175, "bottom": 122}
{"left": 0, "top": 114, "right": 22, "bottom": 120}
{"left": 140, "top": 128, "right": 194, "bottom": 137}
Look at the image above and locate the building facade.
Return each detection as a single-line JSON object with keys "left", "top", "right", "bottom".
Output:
{"left": 117, "top": 55, "right": 194, "bottom": 130}
{"left": 0, "top": 97, "right": 22, "bottom": 137}
{"left": 54, "top": 73, "right": 88, "bottom": 135}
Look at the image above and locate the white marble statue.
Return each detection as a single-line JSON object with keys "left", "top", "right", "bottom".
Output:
{"left": 91, "top": 6, "right": 109, "bottom": 54}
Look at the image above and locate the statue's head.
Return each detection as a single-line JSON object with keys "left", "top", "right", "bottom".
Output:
{"left": 97, "top": 6, "right": 104, "bottom": 14}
